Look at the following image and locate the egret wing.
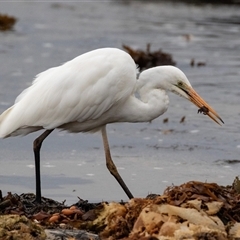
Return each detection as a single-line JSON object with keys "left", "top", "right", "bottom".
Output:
{"left": 0, "top": 48, "right": 137, "bottom": 137}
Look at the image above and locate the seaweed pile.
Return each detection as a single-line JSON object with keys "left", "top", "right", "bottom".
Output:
{"left": 123, "top": 44, "right": 176, "bottom": 71}
{"left": 1, "top": 179, "right": 240, "bottom": 239}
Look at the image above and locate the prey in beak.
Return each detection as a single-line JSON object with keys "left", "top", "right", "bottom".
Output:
{"left": 187, "top": 86, "right": 224, "bottom": 125}
{"left": 177, "top": 82, "right": 224, "bottom": 125}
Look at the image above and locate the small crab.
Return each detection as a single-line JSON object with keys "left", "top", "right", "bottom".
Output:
{"left": 198, "top": 106, "right": 209, "bottom": 115}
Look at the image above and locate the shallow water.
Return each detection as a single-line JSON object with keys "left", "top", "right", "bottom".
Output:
{"left": 0, "top": 1, "right": 240, "bottom": 204}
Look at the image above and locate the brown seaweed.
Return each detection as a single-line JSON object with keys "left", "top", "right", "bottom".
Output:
{"left": 0, "top": 14, "right": 17, "bottom": 31}
{"left": 123, "top": 44, "right": 176, "bottom": 71}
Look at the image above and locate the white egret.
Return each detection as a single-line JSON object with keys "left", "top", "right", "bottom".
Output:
{"left": 0, "top": 48, "right": 223, "bottom": 203}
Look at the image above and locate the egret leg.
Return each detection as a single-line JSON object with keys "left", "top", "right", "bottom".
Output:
{"left": 101, "top": 126, "right": 134, "bottom": 199}
{"left": 33, "top": 129, "right": 54, "bottom": 203}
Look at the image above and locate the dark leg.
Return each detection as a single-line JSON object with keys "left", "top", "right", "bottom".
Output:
{"left": 101, "top": 126, "right": 134, "bottom": 199}
{"left": 33, "top": 129, "right": 54, "bottom": 203}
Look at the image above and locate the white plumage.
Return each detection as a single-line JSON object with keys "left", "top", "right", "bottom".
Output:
{"left": 0, "top": 48, "right": 223, "bottom": 202}
{"left": 0, "top": 48, "right": 137, "bottom": 136}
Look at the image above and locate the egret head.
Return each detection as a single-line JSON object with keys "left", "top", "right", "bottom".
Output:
{"left": 165, "top": 66, "right": 224, "bottom": 125}
{"left": 147, "top": 66, "right": 224, "bottom": 125}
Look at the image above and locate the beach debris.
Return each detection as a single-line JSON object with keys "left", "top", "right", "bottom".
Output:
{"left": 0, "top": 215, "right": 46, "bottom": 240}
{"left": 232, "top": 176, "right": 240, "bottom": 193}
{"left": 190, "top": 58, "right": 206, "bottom": 67}
{"left": 0, "top": 13, "right": 17, "bottom": 31}
{"left": 123, "top": 44, "right": 176, "bottom": 71}
{"left": 45, "top": 229, "right": 100, "bottom": 240}
{"left": 180, "top": 116, "right": 185, "bottom": 123}
{"left": 1, "top": 180, "right": 240, "bottom": 239}
{"left": 163, "top": 118, "right": 168, "bottom": 123}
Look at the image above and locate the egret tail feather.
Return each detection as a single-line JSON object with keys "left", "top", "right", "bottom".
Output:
{"left": 0, "top": 106, "right": 14, "bottom": 138}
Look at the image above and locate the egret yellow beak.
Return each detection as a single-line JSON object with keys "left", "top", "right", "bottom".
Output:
{"left": 185, "top": 85, "right": 224, "bottom": 125}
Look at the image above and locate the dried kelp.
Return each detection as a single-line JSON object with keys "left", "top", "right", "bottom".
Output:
{"left": 0, "top": 14, "right": 17, "bottom": 31}
{"left": 162, "top": 181, "right": 240, "bottom": 223}
{"left": 123, "top": 44, "right": 176, "bottom": 71}
{"left": 1, "top": 179, "right": 240, "bottom": 239}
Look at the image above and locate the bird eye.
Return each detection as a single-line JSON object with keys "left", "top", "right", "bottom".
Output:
{"left": 178, "top": 81, "right": 183, "bottom": 87}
